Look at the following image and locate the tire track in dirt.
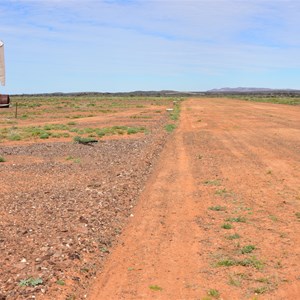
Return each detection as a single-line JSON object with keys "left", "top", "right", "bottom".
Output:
{"left": 88, "top": 102, "right": 205, "bottom": 299}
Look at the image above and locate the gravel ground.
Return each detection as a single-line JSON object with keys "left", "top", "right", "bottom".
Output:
{"left": 0, "top": 118, "right": 169, "bottom": 300}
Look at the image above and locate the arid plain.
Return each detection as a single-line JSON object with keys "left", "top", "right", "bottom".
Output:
{"left": 0, "top": 96, "right": 299, "bottom": 300}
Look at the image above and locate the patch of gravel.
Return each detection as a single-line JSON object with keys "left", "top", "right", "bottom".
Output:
{"left": 0, "top": 123, "right": 169, "bottom": 299}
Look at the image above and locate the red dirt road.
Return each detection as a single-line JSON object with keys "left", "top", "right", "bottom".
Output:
{"left": 89, "top": 98, "right": 300, "bottom": 300}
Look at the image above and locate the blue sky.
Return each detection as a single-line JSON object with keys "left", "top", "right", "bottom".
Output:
{"left": 0, "top": 0, "right": 300, "bottom": 94}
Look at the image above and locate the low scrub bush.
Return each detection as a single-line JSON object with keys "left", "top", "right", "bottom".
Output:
{"left": 73, "top": 136, "right": 98, "bottom": 144}
{"left": 164, "top": 124, "right": 176, "bottom": 132}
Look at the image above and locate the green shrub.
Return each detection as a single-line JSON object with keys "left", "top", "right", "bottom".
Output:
{"left": 238, "top": 256, "right": 264, "bottom": 269}
{"left": 241, "top": 245, "right": 256, "bottom": 254}
{"left": 73, "top": 136, "right": 98, "bottom": 144}
{"left": 216, "top": 259, "right": 236, "bottom": 267}
{"left": 8, "top": 134, "right": 21, "bottom": 141}
{"left": 221, "top": 223, "right": 232, "bottom": 229}
{"left": 127, "top": 127, "right": 139, "bottom": 134}
{"left": 39, "top": 132, "right": 50, "bottom": 139}
{"left": 51, "top": 132, "right": 62, "bottom": 138}
{"left": 208, "top": 289, "right": 220, "bottom": 298}
{"left": 165, "top": 124, "right": 176, "bottom": 132}
{"left": 19, "top": 277, "right": 43, "bottom": 287}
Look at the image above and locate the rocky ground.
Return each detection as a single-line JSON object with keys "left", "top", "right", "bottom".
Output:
{"left": 0, "top": 116, "right": 169, "bottom": 300}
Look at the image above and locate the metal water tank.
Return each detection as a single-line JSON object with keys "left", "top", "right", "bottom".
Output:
{"left": 0, "top": 94, "right": 10, "bottom": 108}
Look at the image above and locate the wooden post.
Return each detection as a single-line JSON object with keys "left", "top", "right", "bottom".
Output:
{"left": 15, "top": 102, "right": 18, "bottom": 118}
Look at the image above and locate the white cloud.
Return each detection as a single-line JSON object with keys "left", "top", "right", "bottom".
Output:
{"left": 1, "top": 0, "right": 300, "bottom": 93}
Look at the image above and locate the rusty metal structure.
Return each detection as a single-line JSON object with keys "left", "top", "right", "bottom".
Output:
{"left": 0, "top": 94, "right": 10, "bottom": 108}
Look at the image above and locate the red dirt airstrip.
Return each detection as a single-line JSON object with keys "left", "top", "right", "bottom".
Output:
{"left": 88, "top": 98, "right": 300, "bottom": 300}
{"left": 1, "top": 97, "right": 299, "bottom": 300}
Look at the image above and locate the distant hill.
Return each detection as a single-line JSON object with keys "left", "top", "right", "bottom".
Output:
{"left": 207, "top": 87, "right": 300, "bottom": 93}
{"left": 11, "top": 90, "right": 206, "bottom": 97}
{"left": 11, "top": 88, "right": 300, "bottom": 97}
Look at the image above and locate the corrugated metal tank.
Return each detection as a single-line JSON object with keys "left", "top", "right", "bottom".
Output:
{"left": 0, "top": 94, "right": 10, "bottom": 108}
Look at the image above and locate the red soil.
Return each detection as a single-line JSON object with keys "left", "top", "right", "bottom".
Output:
{"left": 89, "top": 98, "right": 300, "bottom": 300}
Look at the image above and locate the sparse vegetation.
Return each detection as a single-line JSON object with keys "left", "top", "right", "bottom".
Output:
{"left": 66, "top": 294, "right": 76, "bottom": 300}
{"left": 238, "top": 257, "right": 264, "bottom": 270}
{"left": 221, "top": 223, "right": 232, "bottom": 229}
{"left": 8, "top": 133, "right": 21, "bottom": 141}
{"left": 204, "top": 179, "right": 221, "bottom": 186}
{"left": 207, "top": 289, "right": 220, "bottom": 298}
{"left": 19, "top": 277, "right": 43, "bottom": 287}
{"left": 127, "top": 126, "right": 146, "bottom": 134}
{"left": 209, "top": 206, "right": 226, "bottom": 211}
{"left": 39, "top": 132, "right": 50, "bottom": 139}
{"left": 230, "top": 95, "right": 300, "bottom": 106}
{"left": 0, "top": 156, "right": 5, "bottom": 162}
{"left": 228, "top": 273, "right": 251, "bottom": 287}
{"left": 274, "top": 261, "right": 283, "bottom": 269}
{"left": 216, "top": 256, "right": 264, "bottom": 270}
{"left": 226, "top": 233, "right": 240, "bottom": 240}
{"left": 56, "top": 279, "right": 65, "bottom": 286}
{"left": 73, "top": 136, "right": 98, "bottom": 144}
{"left": 170, "top": 102, "right": 180, "bottom": 121}
{"left": 100, "top": 247, "right": 109, "bottom": 253}
{"left": 94, "top": 126, "right": 147, "bottom": 137}
{"left": 164, "top": 124, "right": 176, "bottom": 132}
{"left": 130, "top": 115, "right": 152, "bottom": 119}
{"left": 162, "top": 100, "right": 181, "bottom": 133}
{"left": 226, "top": 216, "right": 246, "bottom": 223}
{"left": 0, "top": 123, "right": 147, "bottom": 142}
{"left": 255, "top": 277, "right": 270, "bottom": 284}
{"left": 216, "top": 258, "right": 236, "bottom": 267}
{"left": 215, "top": 188, "right": 233, "bottom": 197}
{"left": 215, "top": 188, "right": 227, "bottom": 196}
{"left": 1, "top": 95, "right": 181, "bottom": 144}
{"left": 269, "top": 215, "right": 278, "bottom": 222}
{"left": 149, "top": 285, "right": 163, "bottom": 291}
{"left": 241, "top": 245, "right": 256, "bottom": 254}
{"left": 228, "top": 274, "right": 241, "bottom": 287}
{"left": 253, "top": 286, "right": 268, "bottom": 294}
